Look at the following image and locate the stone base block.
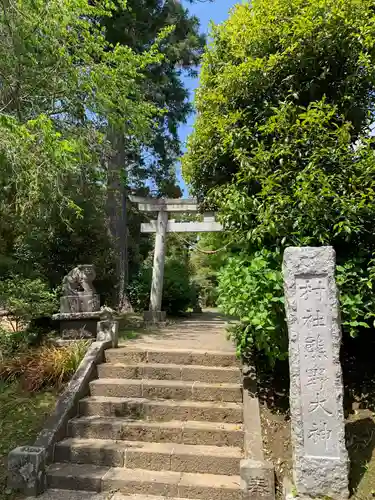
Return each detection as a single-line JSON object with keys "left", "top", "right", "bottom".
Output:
{"left": 241, "top": 459, "right": 275, "bottom": 500}
{"left": 60, "top": 318, "right": 98, "bottom": 339}
{"left": 48, "top": 338, "right": 94, "bottom": 348}
{"left": 60, "top": 294, "right": 100, "bottom": 314}
{"left": 96, "top": 319, "right": 119, "bottom": 347}
{"left": 8, "top": 446, "right": 46, "bottom": 497}
{"left": 143, "top": 310, "right": 166, "bottom": 324}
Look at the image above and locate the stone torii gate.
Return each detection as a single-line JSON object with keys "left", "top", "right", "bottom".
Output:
{"left": 130, "top": 196, "right": 223, "bottom": 323}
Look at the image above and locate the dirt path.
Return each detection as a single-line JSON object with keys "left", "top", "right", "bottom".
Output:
{"left": 120, "top": 311, "right": 236, "bottom": 353}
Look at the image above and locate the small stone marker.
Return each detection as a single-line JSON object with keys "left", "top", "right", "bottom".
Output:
{"left": 241, "top": 459, "right": 275, "bottom": 500}
{"left": 97, "top": 316, "right": 119, "bottom": 347}
{"left": 8, "top": 446, "right": 46, "bottom": 496}
{"left": 283, "top": 247, "right": 349, "bottom": 499}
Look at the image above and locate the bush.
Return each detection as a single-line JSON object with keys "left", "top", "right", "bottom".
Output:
{"left": 0, "top": 327, "right": 47, "bottom": 358}
{"left": 0, "top": 341, "right": 89, "bottom": 392}
{"left": 217, "top": 251, "right": 287, "bottom": 362}
{"left": 0, "top": 276, "right": 57, "bottom": 331}
{"left": 336, "top": 256, "right": 375, "bottom": 338}
{"left": 191, "top": 274, "right": 218, "bottom": 308}
{"left": 183, "top": 0, "right": 375, "bottom": 363}
{"left": 128, "top": 256, "right": 196, "bottom": 315}
{"left": 217, "top": 250, "right": 375, "bottom": 362}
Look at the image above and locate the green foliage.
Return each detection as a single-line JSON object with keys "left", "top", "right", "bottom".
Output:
{"left": 0, "top": 276, "right": 57, "bottom": 331}
{"left": 183, "top": 0, "right": 375, "bottom": 362}
{"left": 103, "top": 0, "right": 205, "bottom": 187}
{"left": 217, "top": 251, "right": 287, "bottom": 362}
{"left": 127, "top": 266, "right": 152, "bottom": 312}
{"left": 193, "top": 273, "right": 218, "bottom": 308}
{"left": 0, "top": 0, "right": 164, "bottom": 295}
{"left": 0, "top": 382, "right": 57, "bottom": 500}
{"left": 162, "top": 258, "right": 196, "bottom": 315}
{"left": 0, "top": 0, "right": 207, "bottom": 312}
{"left": 0, "top": 328, "right": 43, "bottom": 358}
{"left": 213, "top": 101, "right": 375, "bottom": 250}
{"left": 190, "top": 232, "right": 242, "bottom": 307}
{"left": 0, "top": 115, "right": 84, "bottom": 226}
{"left": 336, "top": 257, "right": 375, "bottom": 337}
{"left": 0, "top": 0, "right": 165, "bottom": 227}
{"left": 183, "top": 0, "right": 375, "bottom": 194}
{"left": 128, "top": 256, "right": 195, "bottom": 315}
{"left": 0, "top": 0, "right": 164, "bottom": 126}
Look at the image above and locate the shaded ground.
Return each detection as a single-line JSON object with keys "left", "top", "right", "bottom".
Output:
{"left": 346, "top": 412, "right": 375, "bottom": 499}
{"left": 0, "top": 382, "right": 57, "bottom": 500}
{"left": 255, "top": 329, "right": 375, "bottom": 498}
{"left": 343, "top": 330, "right": 375, "bottom": 499}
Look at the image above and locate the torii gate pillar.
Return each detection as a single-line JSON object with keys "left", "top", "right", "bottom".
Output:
{"left": 145, "top": 209, "right": 168, "bottom": 323}
{"left": 130, "top": 196, "right": 223, "bottom": 324}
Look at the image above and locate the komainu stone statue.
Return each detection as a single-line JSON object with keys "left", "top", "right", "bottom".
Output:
{"left": 53, "top": 264, "right": 102, "bottom": 339}
{"left": 60, "top": 264, "right": 100, "bottom": 314}
{"left": 62, "top": 265, "right": 96, "bottom": 296}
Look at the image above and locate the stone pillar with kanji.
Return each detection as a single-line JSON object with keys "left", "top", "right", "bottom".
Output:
{"left": 283, "top": 247, "right": 349, "bottom": 499}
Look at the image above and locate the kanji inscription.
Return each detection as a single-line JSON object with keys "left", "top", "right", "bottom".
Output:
{"left": 297, "top": 275, "right": 339, "bottom": 458}
{"left": 246, "top": 476, "right": 272, "bottom": 497}
{"left": 283, "top": 247, "right": 349, "bottom": 499}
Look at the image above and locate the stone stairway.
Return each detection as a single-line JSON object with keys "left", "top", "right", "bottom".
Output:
{"left": 46, "top": 343, "right": 244, "bottom": 499}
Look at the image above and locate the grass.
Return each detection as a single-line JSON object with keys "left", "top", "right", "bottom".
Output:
{"left": 0, "top": 381, "right": 58, "bottom": 500}
{"left": 0, "top": 339, "right": 89, "bottom": 498}
{"left": 0, "top": 341, "right": 89, "bottom": 392}
{"left": 117, "top": 312, "right": 160, "bottom": 341}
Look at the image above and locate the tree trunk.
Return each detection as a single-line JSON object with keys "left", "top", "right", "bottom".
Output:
{"left": 106, "top": 127, "right": 133, "bottom": 312}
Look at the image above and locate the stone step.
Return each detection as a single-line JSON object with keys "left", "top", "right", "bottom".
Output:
{"left": 27, "top": 492, "right": 193, "bottom": 500}
{"left": 110, "top": 496, "right": 193, "bottom": 500}
{"left": 97, "top": 363, "right": 241, "bottom": 384}
{"left": 55, "top": 438, "right": 242, "bottom": 475}
{"left": 27, "top": 490, "right": 203, "bottom": 500}
{"left": 114, "top": 496, "right": 191, "bottom": 500}
{"left": 105, "top": 347, "right": 239, "bottom": 368}
{"left": 113, "top": 496, "right": 191, "bottom": 500}
{"left": 47, "top": 463, "right": 242, "bottom": 500}
{"left": 89, "top": 379, "right": 242, "bottom": 403}
{"left": 68, "top": 417, "right": 244, "bottom": 448}
{"left": 79, "top": 396, "right": 243, "bottom": 423}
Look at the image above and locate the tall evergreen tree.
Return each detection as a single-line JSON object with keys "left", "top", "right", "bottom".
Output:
{"left": 102, "top": 0, "right": 207, "bottom": 310}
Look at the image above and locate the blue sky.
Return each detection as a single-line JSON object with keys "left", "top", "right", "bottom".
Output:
{"left": 177, "top": 0, "right": 240, "bottom": 194}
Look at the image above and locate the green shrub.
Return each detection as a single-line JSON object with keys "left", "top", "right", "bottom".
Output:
{"left": 183, "top": 0, "right": 375, "bottom": 363}
{"left": 0, "top": 276, "right": 57, "bottom": 331}
{"left": 218, "top": 250, "right": 375, "bottom": 362}
{"left": 128, "top": 256, "right": 195, "bottom": 315}
{"left": 192, "top": 274, "right": 218, "bottom": 308}
{"left": 336, "top": 256, "right": 375, "bottom": 338}
{"left": 0, "top": 327, "right": 42, "bottom": 358}
{"left": 127, "top": 266, "right": 152, "bottom": 312}
{"left": 217, "top": 250, "right": 287, "bottom": 362}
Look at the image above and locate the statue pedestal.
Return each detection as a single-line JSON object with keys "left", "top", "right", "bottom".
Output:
{"left": 52, "top": 311, "right": 102, "bottom": 339}
{"left": 60, "top": 293, "right": 100, "bottom": 314}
